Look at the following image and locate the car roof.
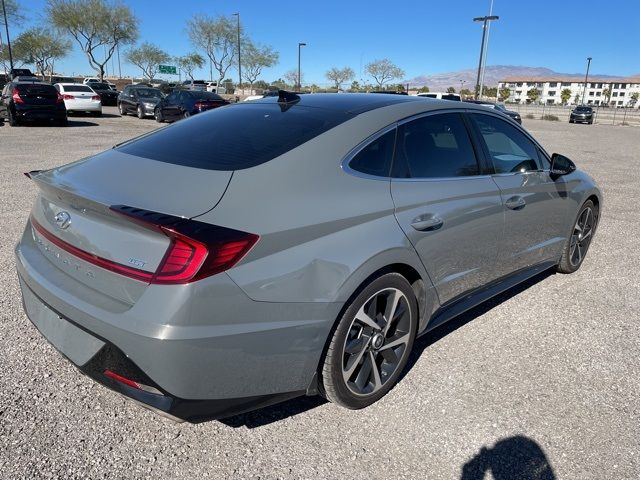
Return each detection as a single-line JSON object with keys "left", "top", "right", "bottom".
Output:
{"left": 250, "top": 92, "right": 436, "bottom": 114}
{"left": 57, "top": 82, "right": 93, "bottom": 86}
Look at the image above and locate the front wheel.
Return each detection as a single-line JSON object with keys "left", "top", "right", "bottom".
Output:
{"left": 118, "top": 103, "right": 126, "bottom": 116}
{"left": 320, "top": 273, "right": 417, "bottom": 409}
{"left": 557, "top": 200, "right": 598, "bottom": 273}
{"left": 137, "top": 105, "right": 145, "bottom": 119}
{"left": 154, "top": 108, "right": 163, "bottom": 123}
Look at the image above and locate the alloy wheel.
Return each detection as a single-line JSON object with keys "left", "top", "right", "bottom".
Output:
{"left": 569, "top": 206, "right": 595, "bottom": 267}
{"left": 341, "top": 288, "right": 412, "bottom": 396}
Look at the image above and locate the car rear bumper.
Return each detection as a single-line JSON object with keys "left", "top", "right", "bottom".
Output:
{"left": 15, "top": 107, "right": 66, "bottom": 121}
{"left": 15, "top": 223, "right": 341, "bottom": 420}
{"left": 65, "top": 101, "right": 102, "bottom": 112}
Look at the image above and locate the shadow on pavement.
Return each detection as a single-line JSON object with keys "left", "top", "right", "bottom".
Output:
{"left": 461, "top": 435, "right": 556, "bottom": 480}
{"left": 219, "top": 270, "right": 554, "bottom": 429}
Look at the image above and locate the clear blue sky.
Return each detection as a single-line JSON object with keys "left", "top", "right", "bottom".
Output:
{"left": 12, "top": 0, "right": 640, "bottom": 84}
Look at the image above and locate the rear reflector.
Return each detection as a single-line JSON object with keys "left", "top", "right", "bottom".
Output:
{"left": 28, "top": 206, "right": 258, "bottom": 285}
{"left": 104, "top": 369, "right": 163, "bottom": 395}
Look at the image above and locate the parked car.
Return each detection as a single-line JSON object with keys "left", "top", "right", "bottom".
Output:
{"left": 464, "top": 99, "right": 522, "bottom": 124}
{"left": 51, "top": 76, "right": 78, "bottom": 84}
{"left": 88, "top": 82, "right": 119, "bottom": 106}
{"left": 0, "top": 79, "right": 66, "bottom": 126}
{"left": 417, "top": 92, "right": 462, "bottom": 101}
{"left": 82, "top": 77, "right": 100, "bottom": 85}
{"left": 118, "top": 85, "right": 163, "bottom": 118}
{"left": 16, "top": 93, "right": 601, "bottom": 421}
{"left": 243, "top": 90, "right": 279, "bottom": 101}
{"left": 205, "top": 81, "right": 227, "bottom": 94}
{"left": 182, "top": 79, "right": 207, "bottom": 92}
{"left": 154, "top": 90, "right": 229, "bottom": 122}
{"left": 570, "top": 105, "right": 594, "bottom": 124}
{"left": 9, "top": 68, "right": 34, "bottom": 80}
{"left": 54, "top": 83, "right": 102, "bottom": 116}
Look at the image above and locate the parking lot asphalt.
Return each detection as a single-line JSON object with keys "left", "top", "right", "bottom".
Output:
{"left": 0, "top": 108, "right": 638, "bottom": 479}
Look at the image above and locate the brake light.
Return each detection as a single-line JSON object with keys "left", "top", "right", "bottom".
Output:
{"left": 12, "top": 88, "right": 24, "bottom": 104}
{"left": 63, "top": 94, "right": 74, "bottom": 100}
{"left": 30, "top": 206, "right": 258, "bottom": 285}
{"left": 91, "top": 95, "right": 101, "bottom": 101}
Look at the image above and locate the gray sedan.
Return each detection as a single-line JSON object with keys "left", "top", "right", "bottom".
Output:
{"left": 16, "top": 92, "right": 601, "bottom": 421}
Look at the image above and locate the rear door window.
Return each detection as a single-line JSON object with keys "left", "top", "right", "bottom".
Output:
{"left": 391, "top": 113, "right": 480, "bottom": 178}
{"left": 117, "top": 103, "right": 353, "bottom": 170}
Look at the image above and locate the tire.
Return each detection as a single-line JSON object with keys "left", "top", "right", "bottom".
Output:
{"left": 137, "top": 105, "right": 145, "bottom": 119}
{"left": 557, "top": 200, "right": 598, "bottom": 274}
{"left": 8, "top": 108, "right": 19, "bottom": 126}
{"left": 569, "top": 119, "right": 574, "bottom": 123}
{"left": 118, "top": 103, "right": 126, "bottom": 116}
{"left": 154, "top": 108, "right": 163, "bottom": 123}
{"left": 320, "top": 272, "right": 418, "bottom": 409}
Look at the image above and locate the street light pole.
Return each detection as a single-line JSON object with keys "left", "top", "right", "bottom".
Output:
{"left": 1, "top": 0, "right": 14, "bottom": 71}
{"left": 581, "top": 56, "right": 592, "bottom": 105}
{"left": 473, "top": 15, "right": 498, "bottom": 100}
{"left": 297, "top": 42, "right": 306, "bottom": 92}
{"left": 460, "top": 79, "right": 466, "bottom": 94}
{"left": 233, "top": 13, "right": 241, "bottom": 93}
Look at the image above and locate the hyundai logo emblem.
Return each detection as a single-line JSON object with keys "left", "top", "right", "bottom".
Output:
{"left": 54, "top": 211, "right": 71, "bottom": 230}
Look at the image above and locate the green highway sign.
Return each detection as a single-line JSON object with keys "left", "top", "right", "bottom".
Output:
{"left": 158, "top": 65, "right": 177, "bottom": 75}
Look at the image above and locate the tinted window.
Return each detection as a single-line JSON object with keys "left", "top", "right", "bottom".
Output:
{"left": 441, "top": 94, "right": 461, "bottom": 101}
{"left": 15, "top": 84, "right": 57, "bottom": 96}
{"left": 133, "top": 88, "right": 162, "bottom": 98}
{"left": 191, "top": 91, "right": 224, "bottom": 101}
{"left": 117, "top": 103, "right": 352, "bottom": 170}
{"left": 63, "top": 85, "right": 93, "bottom": 92}
{"left": 90, "top": 83, "right": 111, "bottom": 90}
{"left": 348, "top": 129, "right": 396, "bottom": 177}
{"left": 575, "top": 106, "right": 592, "bottom": 112}
{"left": 471, "top": 113, "right": 541, "bottom": 173}
{"left": 392, "top": 113, "right": 479, "bottom": 178}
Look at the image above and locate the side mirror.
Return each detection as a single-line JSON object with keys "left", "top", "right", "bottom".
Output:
{"left": 550, "top": 153, "right": 576, "bottom": 177}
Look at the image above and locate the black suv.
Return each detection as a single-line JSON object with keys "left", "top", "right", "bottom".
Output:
{"left": 118, "top": 84, "right": 163, "bottom": 119}
{"left": 0, "top": 79, "right": 67, "bottom": 126}
{"left": 570, "top": 106, "right": 594, "bottom": 124}
{"left": 89, "top": 82, "right": 119, "bottom": 106}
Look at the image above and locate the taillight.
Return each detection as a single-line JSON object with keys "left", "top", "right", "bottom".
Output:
{"left": 91, "top": 95, "right": 101, "bottom": 101}
{"left": 12, "top": 88, "right": 24, "bottom": 104}
{"left": 110, "top": 205, "right": 259, "bottom": 284}
{"left": 56, "top": 93, "right": 64, "bottom": 104}
{"left": 62, "top": 94, "right": 74, "bottom": 100}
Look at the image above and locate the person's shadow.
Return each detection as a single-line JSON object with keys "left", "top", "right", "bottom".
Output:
{"left": 461, "top": 435, "right": 556, "bottom": 480}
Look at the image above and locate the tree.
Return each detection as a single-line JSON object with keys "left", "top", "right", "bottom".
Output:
{"left": 417, "top": 86, "right": 430, "bottom": 93}
{"left": 574, "top": 93, "right": 580, "bottom": 104}
{"left": 484, "top": 86, "right": 497, "bottom": 98}
{"left": 187, "top": 15, "right": 236, "bottom": 83}
{"left": 12, "top": 27, "right": 71, "bottom": 78}
{"left": 630, "top": 92, "right": 639, "bottom": 107}
{"left": 325, "top": 66, "right": 355, "bottom": 90}
{"left": 601, "top": 87, "right": 611, "bottom": 104}
{"left": 560, "top": 88, "right": 572, "bottom": 105}
{"left": 498, "top": 87, "right": 511, "bottom": 101}
{"left": 48, "top": 0, "right": 137, "bottom": 81}
{"left": 527, "top": 87, "right": 541, "bottom": 103}
{"left": 176, "top": 52, "right": 204, "bottom": 81}
{"left": 284, "top": 69, "right": 301, "bottom": 88}
{"left": 242, "top": 41, "right": 278, "bottom": 92}
{"left": 125, "top": 42, "right": 169, "bottom": 81}
{"left": 0, "top": 0, "right": 25, "bottom": 27}
{"left": 460, "top": 88, "right": 473, "bottom": 96}
{"left": 365, "top": 58, "right": 404, "bottom": 87}
{"left": 446, "top": 86, "right": 456, "bottom": 93}
{"left": 349, "top": 80, "right": 361, "bottom": 92}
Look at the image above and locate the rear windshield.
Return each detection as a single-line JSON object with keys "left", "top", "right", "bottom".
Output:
{"left": 63, "top": 85, "right": 93, "bottom": 92}
{"left": 189, "top": 91, "right": 223, "bottom": 100}
{"left": 117, "top": 103, "right": 352, "bottom": 170}
{"left": 90, "top": 83, "right": 111, "bottom": 90}
{"left": 16, "top": 84, "right": 57, "bottom": 96}
{"left": 441, "top": 94, "right": 461, "bottom": 101}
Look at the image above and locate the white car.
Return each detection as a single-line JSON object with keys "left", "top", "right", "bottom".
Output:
{"left": 82, "top": 77, "right": 100, "bottom": 84}
{"left": 416, "top": 92, "right": 462, "bottom": 101}
{"left": 206, "top": 81, "right": 226, "bottom": 94}
{"left": 54, "top": 83, "right": 102, "bottom": 116}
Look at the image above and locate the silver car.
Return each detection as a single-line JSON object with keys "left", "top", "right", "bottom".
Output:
{"left": 16, "top": 92, "right": 602, "bottom": 422}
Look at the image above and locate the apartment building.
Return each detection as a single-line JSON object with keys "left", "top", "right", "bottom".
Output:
{"left": 497, "top": 76, "right": 640, "bottom": 107}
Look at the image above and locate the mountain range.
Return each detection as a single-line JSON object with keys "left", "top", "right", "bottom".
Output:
{"left": 407, "top": 65, "right": 625, "bottom": 91}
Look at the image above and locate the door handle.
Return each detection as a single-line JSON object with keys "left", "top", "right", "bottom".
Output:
{"left": 411, "top": 215, "right": 444, "bottom": 231}
{"left": 505, "top": 195, "right": 526, "bottom": 210}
